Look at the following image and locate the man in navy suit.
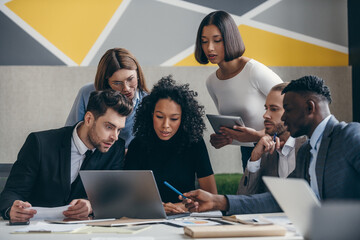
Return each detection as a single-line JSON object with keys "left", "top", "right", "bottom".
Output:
{"left": 182, "top": 75, "right": 360, "bottom": 214}
{"left": 0, "top": 90, "right": 132, "bottom": 222}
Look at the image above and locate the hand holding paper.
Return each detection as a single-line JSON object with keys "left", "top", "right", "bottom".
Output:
{"left": 63, "top": 199, "right": 92, "bottom": 219}
{"left": 9, "top": 200, "right": 36, "bottom": 222}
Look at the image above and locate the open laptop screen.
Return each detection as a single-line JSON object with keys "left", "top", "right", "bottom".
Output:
{"left": 80, "top": 170, "right": 167, "bottom": 219}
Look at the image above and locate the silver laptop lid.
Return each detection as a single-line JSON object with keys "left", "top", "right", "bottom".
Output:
{"left": 80, "top": 170, "right": 167, "bottom": 219}
{"left": 310, "top": 201, "right": 360, "bottom": 240}
{"left": 263, "top": 176, "right": 321, "bottom": 239}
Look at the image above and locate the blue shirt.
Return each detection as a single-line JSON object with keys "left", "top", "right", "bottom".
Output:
{"left": 309, "top": 114, "right": 332, "bottom": 198}
{"left": 65, "top": 82, "right": 148, "bottom": 148}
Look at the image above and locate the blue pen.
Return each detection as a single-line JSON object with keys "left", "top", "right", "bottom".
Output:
{"left": 273, "top": 133, "right": 277, "bottom": 142}
{"left": 164, "top": 181, "right": 187, "bottom": 199}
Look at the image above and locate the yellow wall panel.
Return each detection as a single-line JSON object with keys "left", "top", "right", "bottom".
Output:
{"left": 175, "top": 25, "right": 348, "bottom": 66}
{"left": 6, "top": 0, "right": 122, "bottom": 65}
{"left": 239, "top": 25, "right": 348, "bottom": 66}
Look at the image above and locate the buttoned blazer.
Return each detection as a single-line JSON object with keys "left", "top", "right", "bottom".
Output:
{"left": 226, "top": 116, "right": 360, "bottom": 215}
{"left": 290, "top": 115, "right": 360, "bottom": 199}
{"left": 237, "top": 136, "right": 307, "bottom": 195}
{"left": 0, "top": 125, "right": 125, "bottom": 219}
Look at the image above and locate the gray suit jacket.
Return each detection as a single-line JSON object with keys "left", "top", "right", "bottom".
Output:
{"left": 226, "top": 116, "right": 360, "bottom": 215}
{"left": 237, "top": 136, "right": 307, "bottom": 195}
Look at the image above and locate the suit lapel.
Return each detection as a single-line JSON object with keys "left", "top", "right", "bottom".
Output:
{"left": 315, "top": 116, "right": 338, "bottom": 199}
{"left": 59, "top": 126, "right": 74, "bottom": 202}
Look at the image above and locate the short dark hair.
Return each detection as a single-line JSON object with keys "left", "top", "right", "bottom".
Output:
{"left": 133, "top": 75, "right": 206, "bottom": 148}
{"left": 87, "top": 89, "right": 133, "bottom": 119}
{"left": 195, "top": 10, "right": 245, "bottom": 64}
{"left": 282, "top": 75, "right": 332, "bottom": 103}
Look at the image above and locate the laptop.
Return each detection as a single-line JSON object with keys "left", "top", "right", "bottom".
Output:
{"left": 310, "top": 201, "right": 360, "bottom": 240}
{"left": 262, "top": 176, "right": 321, "bottom": 239}
{"left": 80, "top": 170, "right": 189, "bottom": 220}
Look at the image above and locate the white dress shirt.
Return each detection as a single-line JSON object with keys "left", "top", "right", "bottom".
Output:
{"left": 247, "top": 136, "right": 296, "bottom": 178}
{"left": 70, "top": 122, "right": 94, "bottom": 184}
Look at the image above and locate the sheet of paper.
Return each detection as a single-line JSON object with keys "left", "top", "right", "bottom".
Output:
{"left": 167, "top": 219, "right": 220, "bottom": 227}
{"left": 48, "top": 218, "right": 115, "bottom": 224}
{"left": 12, "top": 221, "right": 86, "bottom": 233}
{"left": 91, "top": 238, "right": 154, "bottom": 240}
{"left": 30, "top": 205, "right": 70, "bottom": 220}
{"left": 262, "top": 215, "right": 296, "bottom": 232}
{"left": 74, "top": 225, "right": 151, "bottom": 234}
{"left": 190, "top": 210, "right": 223, "bottom": 218}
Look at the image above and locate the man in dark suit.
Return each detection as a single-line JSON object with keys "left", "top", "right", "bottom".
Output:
{"left": 0, "top": 90, "right": 132, "bottom": 222}
{"left": 182, "top": 75, "right": 360, "bottom": 215}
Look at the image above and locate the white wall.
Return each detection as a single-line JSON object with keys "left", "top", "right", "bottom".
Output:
{"left": 0, "top": 66, "right": 352, "bottom": 173}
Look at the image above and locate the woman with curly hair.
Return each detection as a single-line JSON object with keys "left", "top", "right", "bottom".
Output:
{"left": 124, "top": 76, "right": 217, "bottom": 214}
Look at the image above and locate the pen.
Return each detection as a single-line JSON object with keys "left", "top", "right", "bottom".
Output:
{"left": 164, "top": 181, "right": 187, "bottom": 199}
{"left": 273, "top": 133, "right": 277, "bottom": 142}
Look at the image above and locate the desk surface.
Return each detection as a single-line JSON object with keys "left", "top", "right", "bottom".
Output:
{"left": 0, "top": 220, "right": 303, "bottom": 240}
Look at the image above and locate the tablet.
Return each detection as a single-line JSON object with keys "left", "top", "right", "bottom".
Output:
{"left": 206, "top": 114, "right": 254, "bottom": 147}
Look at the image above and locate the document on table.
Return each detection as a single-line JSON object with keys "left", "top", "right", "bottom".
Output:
{"left": 190, "top": 210, "right": 223, "bottom": 218}
{"left": 13, "top": 222, "right": 151, "bottom": 234}
{"left": 167, "top": 219, "right": 220, "bottom": 227}
{"left": 30, "top": 205, "right": 70, "bottom": 220}
{"left": 91, "top": 238, "right": 154, "bottom": 240}
{"left": 12, "top": 222, "right": 86, "bottom": 233}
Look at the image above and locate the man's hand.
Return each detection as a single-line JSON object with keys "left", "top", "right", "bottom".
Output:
{"left": 250, "top": 134, "right": 281, "bottom": 161}
{"left": 63, "top": 199, "right": 92, "bottom": 219}
{"left": 163, "top": 202, "right": 186, "bottom": 214}
{"left": 180, "top": 189, "right": 228, "bottom": 212}
{"left": 9, "top": 200, "right": 37, "bottom": 222}
{"left": 210, "top": 133, "right": 232, "bottom": 149}
{"left": 220, "top": 126, "right": 263, "bottom": 143}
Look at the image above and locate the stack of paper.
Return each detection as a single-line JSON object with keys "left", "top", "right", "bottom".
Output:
{"left": 12, "top": 222, "right": 86, "bottom": 233}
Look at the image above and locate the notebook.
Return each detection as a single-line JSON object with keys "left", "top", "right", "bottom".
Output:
{"left": 80, "top": 170, "right": 188, "bottom": 220}
{"left": 263, "top": 176, "right": 321, "bottom": 239}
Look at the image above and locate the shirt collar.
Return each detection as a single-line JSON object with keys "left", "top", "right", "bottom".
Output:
{"left": 277, "top": 136, "right": 296, "bottom": 156}
{"left": 309, "top": 115, "right": 332, "bottom": 150}
{"left": 72, "top": 122, "right": 94, "bottom": 155}
{"left": 133, "top": 89, "right": 139, "bottom": 106}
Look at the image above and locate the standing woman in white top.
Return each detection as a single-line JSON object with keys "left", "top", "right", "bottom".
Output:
{"left": 195, "top": 10, "right": 282, "bottom": 170}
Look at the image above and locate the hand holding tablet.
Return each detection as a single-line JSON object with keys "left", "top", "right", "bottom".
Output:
{"left": 206, "top": 114, "right": 254, "bottom": 147}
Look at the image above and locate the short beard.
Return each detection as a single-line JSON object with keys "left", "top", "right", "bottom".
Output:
{"left": 87, "top": 122, "right": 102, "bottom": 151}
{"left": 266, "top": 123, "right": 287, "bottom": 137}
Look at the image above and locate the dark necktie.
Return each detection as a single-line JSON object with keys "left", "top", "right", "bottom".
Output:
{"left": 80, "top": 150, "right": 93, "bottom": 170}
{"left": 71, "top": 150, "right": 93, "bottom": 190}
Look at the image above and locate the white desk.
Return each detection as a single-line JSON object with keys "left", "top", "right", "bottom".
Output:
{"left": 0, "top": 219, "right": 303, "bottom": 240}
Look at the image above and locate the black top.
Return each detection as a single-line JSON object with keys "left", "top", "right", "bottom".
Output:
{"left": 125, "top": 135, "right": 214, "bottom": 203}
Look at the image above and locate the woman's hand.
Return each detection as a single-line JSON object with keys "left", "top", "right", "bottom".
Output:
{"left": 209, "top": 133, "right": 232, "bottom": 149}
{"left": 163, "top": 202, "right": 186, "bottom": 214}
{"left": 219, "top": 126, "right": 264, "bottom": 143}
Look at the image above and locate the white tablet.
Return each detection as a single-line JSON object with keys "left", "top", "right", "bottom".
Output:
{"left": 206, "top": 114, "right": 254, "bottom": 147}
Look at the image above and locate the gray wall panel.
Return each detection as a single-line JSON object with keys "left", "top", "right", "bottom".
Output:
{"left": 89, "top": 0, "right": 206, "bottom": 66}
{"left": 253, "top": 0, "right": 348, "bottom": 46}
{"left": 0, "top": 12, "right": 65, "bottom": 65}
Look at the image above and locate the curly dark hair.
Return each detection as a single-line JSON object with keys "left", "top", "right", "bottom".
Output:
{"left": 133, "top": 75, "right": 206, "bottom": 150}
{"left": 282, "top": 75, "right": 332, "bottom": 103}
